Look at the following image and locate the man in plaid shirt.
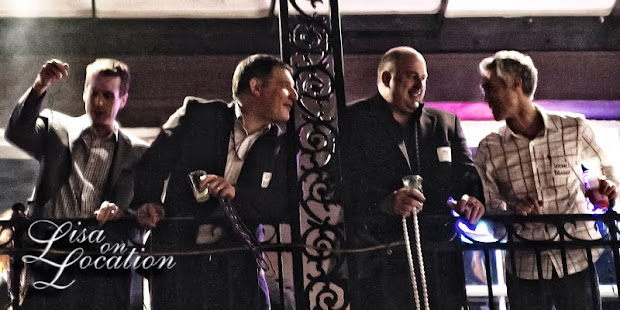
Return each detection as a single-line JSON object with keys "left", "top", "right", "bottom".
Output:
{"left": 474, "top": 50, "right": 617, "bottom": 310}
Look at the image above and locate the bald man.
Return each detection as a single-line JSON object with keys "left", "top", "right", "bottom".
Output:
{"left": 341, "top": 46, "right": 484, "bottom": 309}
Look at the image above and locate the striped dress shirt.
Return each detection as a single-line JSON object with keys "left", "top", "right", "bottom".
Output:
{"left": 43, "top": 126, "right": 117, "bottom": 219}
{"left": 474, "top": 106, "right": 617, "bottom": 280}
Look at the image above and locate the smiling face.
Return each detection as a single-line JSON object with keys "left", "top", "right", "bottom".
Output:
{"left": 83, "top": 73, "right": 127, "bottom": 135}
{"left": 480, "top": 72, "right": 520, "bottom": 121}
{"left": 251, "top": 66, "right": 298, "bottom": 124}
{"left": 381, "top": 52, "right": 428, "bottom": 116}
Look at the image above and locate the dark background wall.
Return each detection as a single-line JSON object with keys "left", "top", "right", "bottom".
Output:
{"left": 0, "top": 16, "right": 618, "bottom": 128}
{"left": 0, "top": 15, "right": 618, "bottom": 207}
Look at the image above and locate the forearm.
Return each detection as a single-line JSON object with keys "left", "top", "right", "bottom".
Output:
{"left": 132, "top": 132, "right": 182, "bottom": 208}
{"left": 474, "top": 143, "right": 508, "bottom": 213}
{"left": 131, "top": 149, "right": 174, "bottom": 208}
{"left": 451, "top": 116, "right": 484, "bottom": 203}
{"left": 5, "top": 88, "right": 47, "bottom": 156}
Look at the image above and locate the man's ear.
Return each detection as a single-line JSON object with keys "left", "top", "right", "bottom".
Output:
{"left": 119, "top": 93, "right": 128, "bottom": 110}
{"left": 249, "top": 77, "right": 261, "bottom": 97}
{"left": 380, "top": 71, "right": 392, "bottom": 88}
{"left": 83, "top": 87, "right": 89, "bottom": 104}
{"left": 511, "top": 77, "right": 523, "bottom": 91}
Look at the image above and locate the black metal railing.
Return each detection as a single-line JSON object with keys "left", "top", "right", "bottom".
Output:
{"left": 459, "top": 212, "right": 620, "bottom": 310}
{"left": 3, "top": 208, "right": 620, "bottom": 309}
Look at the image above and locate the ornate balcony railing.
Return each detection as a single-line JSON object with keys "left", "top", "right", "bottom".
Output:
{"left": 3, "top": 201, "right": 620, "bottom": 309}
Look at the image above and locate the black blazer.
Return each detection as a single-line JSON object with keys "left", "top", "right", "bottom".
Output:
{"left": 132, "top": 96, "right": 292, "bottom": 310}
{"left": 341, "top": 93, "right": 483, "bottom": 247}
{"left": 132, "top": 96, "right": 291, "bottom": 247}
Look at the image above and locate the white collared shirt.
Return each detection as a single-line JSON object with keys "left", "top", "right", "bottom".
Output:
{"left": 474, "top": 105, "right": 617, "bottom": 280}
{"left": 224, "top": 103, "right": 274, "bottom": 185}
{"left": 196, "top": 103, "right": 275, "bottom": 245}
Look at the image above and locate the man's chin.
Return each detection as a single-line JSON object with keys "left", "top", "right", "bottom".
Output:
{"left": 90, "top": 117, "right": 113, "bottom": 129}
{"left": 90, "top": 114, "right": 109, "bottom": 123}
{"left": 406, "top": 101, "right": 421, "bottom": 111}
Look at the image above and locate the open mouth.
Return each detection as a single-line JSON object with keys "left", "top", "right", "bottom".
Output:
{"left": 411, "top": 89, "right": 423, "bottom": 96}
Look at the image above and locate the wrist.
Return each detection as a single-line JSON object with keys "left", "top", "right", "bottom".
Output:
{"left": 32, "top": 82, "right": 47, "bottom": 98}
{"left": 380, "top": 192, "right": 396, "bottom": 215}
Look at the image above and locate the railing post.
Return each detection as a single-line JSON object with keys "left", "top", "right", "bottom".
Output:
{"left": 9, "top": 203, "right": 27, "bottom": 310}
{"left": 278, "top": 0, "right": 349, "bottom": 308}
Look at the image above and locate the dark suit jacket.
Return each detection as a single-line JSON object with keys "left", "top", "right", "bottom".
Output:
{"left": 132, "top": 96, "right": 290, "bottom": 226}
{"left": 340, "top": 93, "right": 483, "bottom": 271}
{"left": 132, "top": 96, "right": 291, "bottom": 309}
{"left": 5, "top": 89, "right": 149, "bottom": 216}
{"left": 4, "top": 88, "right": 148, "bottom": 310}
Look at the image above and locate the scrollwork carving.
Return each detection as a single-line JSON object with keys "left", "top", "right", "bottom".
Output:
{"left": 281, "top": 0, "right": 348, "bottom": 308}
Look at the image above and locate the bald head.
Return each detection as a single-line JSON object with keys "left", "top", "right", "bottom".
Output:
{"left": 376, "top": 47, "right": 428, "bottom": 126}
{"left": 377, "top": 46, "right": 425, "bottom": 85}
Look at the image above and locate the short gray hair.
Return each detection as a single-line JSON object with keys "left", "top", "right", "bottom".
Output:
{"left": 479, "top": 50, "right": 538, "bottom": 98}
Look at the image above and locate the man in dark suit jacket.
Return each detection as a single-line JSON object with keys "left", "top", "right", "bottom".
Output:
{"left": 132, "top": 54, "right": 297, "bottom": 310}
{"left": 5, "top": 59, "right": 148, "bottom": 309}
{"left": 340, "top": 46, "right": 485, "bottom": 310}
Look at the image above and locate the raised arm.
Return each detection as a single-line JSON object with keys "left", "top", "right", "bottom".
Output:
{"left": 5, "top": 60, "right": 69, "bottom": 157}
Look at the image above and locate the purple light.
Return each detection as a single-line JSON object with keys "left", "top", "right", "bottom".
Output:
{"left": 426, "top": 100, "right": 620, "bottom": 121}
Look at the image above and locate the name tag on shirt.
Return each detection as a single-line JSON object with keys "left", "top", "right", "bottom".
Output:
{"left": 437, "top": 146, "right": 452, "bottom": 163}
{"left": 261, "top": 172, "right": 272, "bottom": 188}
{"left": 552, "top": 157, "right": 571, "bottom": 176}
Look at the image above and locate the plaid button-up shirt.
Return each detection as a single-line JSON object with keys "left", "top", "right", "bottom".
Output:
{"left": 474, "top": 106, "right": 617, "bottom": 280}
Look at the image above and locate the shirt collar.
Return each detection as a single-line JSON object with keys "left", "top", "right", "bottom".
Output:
{"left": 79, "top": 116, "right": 119, "bottom": 142}
{"left": 501, "top": 104, "right": 557, "bottom": 140}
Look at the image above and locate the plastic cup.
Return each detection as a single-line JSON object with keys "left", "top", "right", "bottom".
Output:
{"left": 188, "top": 170, "right": 210, "bottom": 202}
{"left": 402, "top": 174, "right": 423, "bottom": 192}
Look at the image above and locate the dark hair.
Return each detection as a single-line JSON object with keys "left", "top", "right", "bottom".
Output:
{"left": 85, "top": 58, "right": 131, "bottom": 96}
{"left": 232, "top": 54, "right": 293, "bottom": 100}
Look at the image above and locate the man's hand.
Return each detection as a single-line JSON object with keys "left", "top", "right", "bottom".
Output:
{"left": 33, "top": 59, "right": 69, "bottom": 98}
{"left": 200, "top": 174, "right": 236, "bottom": 200}
{"left": 599, "top": 179, "right": 617, "bottom": 201}
{"left": 136, "top": 203, "right": 165, "bottom": 228}
{"left": 515, "top": 197, "right": 542, "bottom": 216}
{"left": 94, "top": 201, "right": 123, "bottom": 226}
{"left": 449, "top": 194, "right": 485, "bottom": 225}
{"left": 382, "top": 188, "right": 426, "bottom": 217}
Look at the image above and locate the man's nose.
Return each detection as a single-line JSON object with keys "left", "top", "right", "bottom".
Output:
{"left": 94, "top": 94, "right": 104, "bottom": 106}
{"left": 480, "top": 86, "right": 489, "bottom": 102}
{"left": 290, "top": 88, "right": 299, "bottom": 101}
